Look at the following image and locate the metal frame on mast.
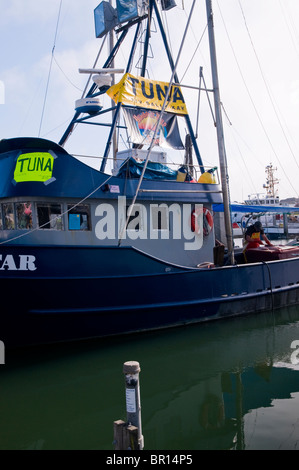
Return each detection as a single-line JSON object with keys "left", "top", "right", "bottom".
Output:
{"left": 59, "top": 0, "right": 205, "bottom": 174}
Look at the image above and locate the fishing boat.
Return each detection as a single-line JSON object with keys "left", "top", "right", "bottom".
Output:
{"left": 230, "top": 164, "right": 284, "bottom": 240}
{"left": 244, "top": 163, "right": 281, "bottom": 207}
{"left": 2, "top": 0, "right": 299, "bottom": 348}
{"left": 228, "top": 164, "right": 299, "bottom": 242}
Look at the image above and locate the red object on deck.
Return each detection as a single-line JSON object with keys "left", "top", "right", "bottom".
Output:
{"left": 246, "top": 245, "right": 299, "bottom": 262}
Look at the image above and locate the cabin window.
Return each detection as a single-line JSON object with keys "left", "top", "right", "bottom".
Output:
{"left": 67, "top": 204, "right": 91, "bottom": 231}
{"left": 16, "top": 202, "right": 33, "bottom": 230}
{"left": 3, "top": 203, "right": 15, "bottom": 230}
{"left": 37, "top": 203, "right": 63, "bottom": 230}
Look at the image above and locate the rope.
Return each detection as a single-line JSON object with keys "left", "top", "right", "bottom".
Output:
{"left": 180, "top": 24, "right": 207, "bottom": 83}
{"left": 262, "top": 261, "right": 274, "bottom": 313}
{"left": 38, "top": 0, "right": 63, "bottom": 138}
{"left": 52, "top": 55, "right": 83, "bottom": 92}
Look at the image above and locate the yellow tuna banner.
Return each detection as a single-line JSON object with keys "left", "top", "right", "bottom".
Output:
{"left": 106, "top": 73, "right": 188, "bottom": 115}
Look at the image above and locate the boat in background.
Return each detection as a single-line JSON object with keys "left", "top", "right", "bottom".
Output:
{"left": 244, "top": 163, "right": 280, "bottom": 207}
{"left": 230, "top": 164, "right": 299, "bottom": 242}
{"left": 244, "top": 164, "right": 286, "bottom": 239}
{"left": 1, "top": 0, "right": 299, "bottom": 348}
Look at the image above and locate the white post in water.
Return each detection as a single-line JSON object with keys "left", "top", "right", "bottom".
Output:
{"left": 123, "top": 361, "right": 144, "bottom": 450}
{"left": 0, "top": 340, "right": 4, "bottom": 365}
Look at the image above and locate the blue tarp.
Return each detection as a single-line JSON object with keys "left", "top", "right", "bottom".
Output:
{"left": 213, "top": 203, "right": 299, "bottom": 214}
{"left": 116, "top": 157, "right": 178, "bottom": 180}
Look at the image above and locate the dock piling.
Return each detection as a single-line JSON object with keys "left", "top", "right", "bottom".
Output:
{"left": 0, "top": 340, "right": 4, "bottom": 365}
{"left": 113, "top": 361, "right": 144, "bottom": 450}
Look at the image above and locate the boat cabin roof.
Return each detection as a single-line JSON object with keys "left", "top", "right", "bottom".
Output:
{"left": 0, "top": 137, "right": 222, "bottom": 205}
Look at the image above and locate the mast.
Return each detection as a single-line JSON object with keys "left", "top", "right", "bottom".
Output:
{"left": 109, "top": 0, "right": 117, "bottom": 164}
{"left": 205, "top": 0, "right": 234, "bottom": 264}
{"left": 264, "top": 163, "right": 279, "bottom": 198}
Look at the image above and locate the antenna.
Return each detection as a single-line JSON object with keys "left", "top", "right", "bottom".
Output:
{"left": 264, "top": 163, "right": 279, "bottom": 198}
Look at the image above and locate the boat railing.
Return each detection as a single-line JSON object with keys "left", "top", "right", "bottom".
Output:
{"left": 72, "top": 153, "right": 220, "bottom": 187}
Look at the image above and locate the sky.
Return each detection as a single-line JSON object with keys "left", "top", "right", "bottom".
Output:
{"left": 1, "top": 0, "right": 299, "bottom": 203}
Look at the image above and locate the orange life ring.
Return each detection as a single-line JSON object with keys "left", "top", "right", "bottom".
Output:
{"left": 191, "top": 207, "right": 213, "bottom": 236}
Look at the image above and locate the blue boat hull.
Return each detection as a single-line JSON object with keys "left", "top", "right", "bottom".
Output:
{"left": 2, "top": 244, "right": 299, "bottom": 347}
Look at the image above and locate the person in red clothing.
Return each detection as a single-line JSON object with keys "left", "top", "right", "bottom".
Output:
{"left": 244, "top": 221, "right": 273, "bottom": 250}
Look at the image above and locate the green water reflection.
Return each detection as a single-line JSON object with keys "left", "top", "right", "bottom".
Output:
{"left": 1, "top": 306, "right": 299, "bottom": 450}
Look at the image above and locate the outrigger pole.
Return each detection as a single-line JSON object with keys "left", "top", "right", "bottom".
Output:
{"left": 205, "top": 0, "right": 234, "bottom": 263}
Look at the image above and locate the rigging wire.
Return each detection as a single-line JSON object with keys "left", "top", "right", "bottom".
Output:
{"left": 38, "top": 0, "right": 63, "bottom": 138}
{"left": 215, "top": 0, "right": 261, "bottom": 196}
{"left": 279, "top": 0, "right": 299, "bottom": 58}
{"left": 277, "top": 0, "right": 299, "bottom": 156}
{"left": 40, "top": 116, "right": 74, "bottom": 138}
{"left": 180, "top": 3, "right": 209, "bottom": 82}
{"left": 180, "top": 24, "right": 207, "bottom": 83}
{"left": 238, "top": 0, "right": 299, "bottom": 196}
{"left": 226, "top": 124, "right": 260, "bottom": 196}
{"left": 52, "top": 55, "right": 83, "bottom": 92}
{"left": 18, "top": 77, "right": 44, "bottom": 137}
{"left": 216, "top": 0, "right": 299, "bottom": 198}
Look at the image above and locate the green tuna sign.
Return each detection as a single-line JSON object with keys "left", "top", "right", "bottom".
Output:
{"left": 14, "top": 152, "right": 55, "bottom": 183}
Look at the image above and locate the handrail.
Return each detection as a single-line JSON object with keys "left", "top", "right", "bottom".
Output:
{"left": 138, "top": 189, "right": 222, "bottom": 193}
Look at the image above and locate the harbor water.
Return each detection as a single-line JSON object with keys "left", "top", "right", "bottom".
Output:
{"left": 1, "top": 305, "right": 299, "bottom": 451}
